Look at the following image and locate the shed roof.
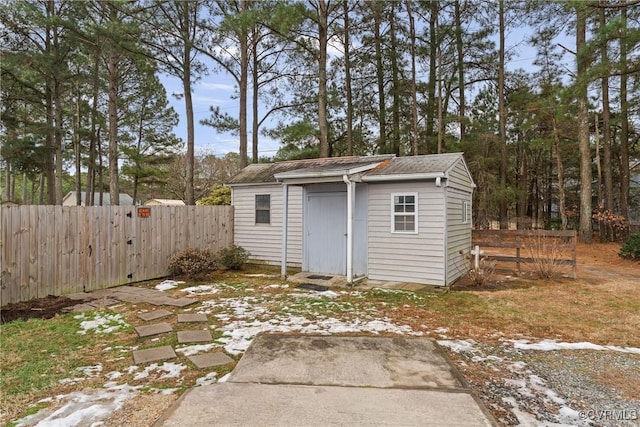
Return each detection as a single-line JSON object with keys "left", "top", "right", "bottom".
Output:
{"left": 227, "top": 153, "right": 471, "bottom": 185}
{"left": 226, "top": 155, "right": 394, "bottom": 185}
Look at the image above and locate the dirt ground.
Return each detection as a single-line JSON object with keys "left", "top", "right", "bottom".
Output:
{"left": 1, "top": 241, "right": 637, "bottom": 325}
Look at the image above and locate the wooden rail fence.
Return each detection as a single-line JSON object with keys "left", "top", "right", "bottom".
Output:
{"left": 1, "top": 205, "right": 234, "bottom": 305}
{"left": 472, "top": 229, "right": 577, "bottom": 278}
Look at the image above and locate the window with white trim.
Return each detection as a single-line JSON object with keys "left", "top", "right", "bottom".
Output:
{"left": 392, "top": 193, "right": 418, "bottom": 233}
{"left": 463, "top": 201, "right": 471, "bottom": 224}
{"left": 255, "top": 194, "right": 271, "bottom": 224}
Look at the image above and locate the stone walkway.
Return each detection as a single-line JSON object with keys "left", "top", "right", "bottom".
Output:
{"left": 66, "top": 285, "right": 234, "bottom": 369}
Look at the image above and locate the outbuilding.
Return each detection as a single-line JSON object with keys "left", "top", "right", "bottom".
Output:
{"left": 226, "top": 153, "right": 475, "bottom": 287}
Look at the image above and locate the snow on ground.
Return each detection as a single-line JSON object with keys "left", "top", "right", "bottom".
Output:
{"left": 14, "top": 281, "right": 639, "bottom": 427}
{"left": 507, "top": 338, "right": 640, "bottom": 354}
{"left": 155, "top": 280, "right": 184, "bottom": 291}
{"left": 75, "top": 312, "right": 129, "bottom": 335}
{"left": 15, "top": 383, "right": 141, "bottom": 427}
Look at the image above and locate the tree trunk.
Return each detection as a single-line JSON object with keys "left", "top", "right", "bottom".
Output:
{"left": 44, "top": 3, "right": 56, "bottom": 205}
{"left": 107, "top": 47, "right": 120, "bottom": 205}
{"left": 454, "top": 0, "right": 466, "bottom": 141}
{"left": 74, "top": 86, "right": 82, "bottom": 206}
{"left": 183, "top": 4, "right": 195, "bottom": 204}
{"left": 576, "top": 4, "right": 593, "bottom": 243}
{"left": 317, "top": 0, "right": 329, "bottom": 158}
{"left": 595, "top": 113, "right": 603, "bottom": 208}
{"left": 252, "top": 28, "right": 259, "bottom": 163}
{"left": 238, "top": 0, "right": 249, "bottom": 167}
{"left": 619, "top": 6, "right": 630, "bottom": 223}
{"left": 599, "top": 7, "right": 613, "bottom": 213}
{"left": 107, "top": 3, "right": 120, "bottom": 206}
{"left": 426, "top": 1, "right": 438, "bottom": 145}
{"left": 389, "top": 3, "right": 400, "bottom": 157}
{"left": 373, "top": 5, "right": 386, "bottom": 153}
{"left": 343, "top": 0, "right": 354, "bottom": 156}
{"left": 498, "top": 0, "right": 508, "bottom": 230}
{"left": 407, "top": 0, "right": 418, "bottom": 155}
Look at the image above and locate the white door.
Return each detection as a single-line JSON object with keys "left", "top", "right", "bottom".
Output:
{"left": 306, "top": 192, "right": 347, "bottom": 275}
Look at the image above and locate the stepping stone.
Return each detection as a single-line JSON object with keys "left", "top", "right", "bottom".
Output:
{"left": 178, "top": 330, "right": 213, "bottom": 344}
{"left": 178, "top": 313, "right": 208, "bottom": 323}
{"left": 88, "top": 298, "right": 120, "bottom": 308}
{"left": 139, "top": 309, "right": 173, "bottom": 321}
{"left": 133, "top": 345, "right": 177, "bottom": 364}
{"left": 135, "top": 322, "right": 173, "bottom": 338}
{"left": 188, "top": 352, "right": 234, "bottom": 369}
{"left": 165, "top": 298, "right": 198, "bottom": 308}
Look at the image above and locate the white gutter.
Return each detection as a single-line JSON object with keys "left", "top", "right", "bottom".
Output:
{"left": 281, "top": 184, "right": 289, "bottom": 279}
{"left": 361, "top": 172, "right": 446, "bottom": 182}
{"left": 343, "top": 174, "right": 354, "bottom": 284}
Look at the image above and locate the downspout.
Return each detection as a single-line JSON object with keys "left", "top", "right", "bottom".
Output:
{"left": 343, "top": 175, "right": 354, "bottom": 283}
{"left": 281, "top": 183, "right": 289, "bottom": 280}
{"left": 439, "top": 177, "right": 448, "bottom": 286}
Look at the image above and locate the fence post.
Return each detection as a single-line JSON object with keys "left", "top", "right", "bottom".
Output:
{"left": 516, "top": 235, "right": 521, "bottom": 274}
{"left": 572, "top": 231, "right": 577, "bottom": 279}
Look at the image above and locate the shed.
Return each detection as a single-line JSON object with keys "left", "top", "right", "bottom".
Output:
{"left": 62, "top": 192, "right": 134, "bottom": 206}
{"left": 226, "top": 153, "right": 475, "bottom": 287}
{"left": 144, "top": 198, "right": 186, "bottom": 206}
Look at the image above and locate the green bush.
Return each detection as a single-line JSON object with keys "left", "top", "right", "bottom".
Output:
{"left": 217, "top": 245, "right": 250, "bottom": 270}
{"left": 168, "top": 248, "right": 217, "bottom": 279}
{"left": 619, "top": 233, "right": 640, "bottom": 261}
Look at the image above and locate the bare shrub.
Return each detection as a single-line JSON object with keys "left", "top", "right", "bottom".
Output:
{"left": 467, "top": 257, "right": 496, "bottom": 287}
{"left": 168, "top": 248, "right": 217, "bottom": 280}
{"left": 458, "top": 249, "right": 496, "bottom": 287}
{"left": 524, "top": 231, "right": 570, "bottom": 280}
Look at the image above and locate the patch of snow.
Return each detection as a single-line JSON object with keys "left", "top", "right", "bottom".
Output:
{"left": 264, "top": 283, "right": 289, "bottom": 288}
{"left": 132, "top": 362, "right": 186, "bottom": 381}
{"left": 105, "top": 371, "right": 122, "bottom": 381}
{"left": 218, "top": 373, "right": 231, "bottom": 383}
{"left": 437, "top": 339, "right": 478, "bottom": 353}
{"left": 76, "top": 364, "right": 102, "bottom": 377}
{"left": 155, "top": 280, "right": 183, "bottom": 291}
{"left": 75, "top": 313, "right": 128, "bottom": 335}
{"left": 244, "top": 274, "right": 279, "bottom": 278}
{"left": 509, "top": 339, "right": 640, "bottom": 354}
{"left": 181, "top": 284, "right": 222, "bottom": 296}
{"left": 15, "top": 383, "right": 141, "bottom": 427}
{"left": 195, "top": 372, "right": 217, "bottom": 387}
{"left": 175, "top": 343, "right": 219, "bottom": 357}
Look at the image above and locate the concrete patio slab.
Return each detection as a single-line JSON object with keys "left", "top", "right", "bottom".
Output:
{"left": 188, "top": 352, "right": 234, "bottom": 369}
{"left": 138, "top": 309, "right": 173, "bottom": 321}
{"left": 177, "top": 330, "right": 212, "bottom": 343}
{"left": 177, "top": 313, "right": 208, "bottom": 323}
{"left": 157, "top": 382, "right": 493, "bottom": 427}
{"left": 133, "top": 346, "right": 177, "bottom": 364}
{"left": 134, "top": 322, "right": 173, "bottom": 338}
{"left": 229, "top": 334, "right": 465, "bottom": 389}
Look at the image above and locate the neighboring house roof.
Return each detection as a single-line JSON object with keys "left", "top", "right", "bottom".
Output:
{"left": 227, "top": 153, "right": 474, "bottom": 186}
{"left": 144, "top": 199, "right": 185, "bottom": 206}
{"left": 62, "top": 192, "right": 134, "bottom": 206}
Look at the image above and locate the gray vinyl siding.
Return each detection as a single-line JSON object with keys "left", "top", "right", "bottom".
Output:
{"left": 447, "top": 158, "right": 474, "bottom": 191}
{"left": 232, "top": 184, "right": 302, "bottom": 266}
{"left": 367, "top": 182, "right": 446, "bottom": 285}
{"left": 446, "top": 187, "right": 472, "bottom": 284}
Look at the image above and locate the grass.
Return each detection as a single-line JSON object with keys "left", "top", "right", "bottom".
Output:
{"left": 2, "top": 254, "right": 639, "bottom": 425}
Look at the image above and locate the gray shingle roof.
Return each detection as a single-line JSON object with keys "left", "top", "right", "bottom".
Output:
{"left": 226, "top": 155, "right": 394, "bottom": 185}
{"left": 226, "top": 153, "right": 466, "bottom": 185}
{"left": 365, "top": 153, "right": 463, "bottom": 176}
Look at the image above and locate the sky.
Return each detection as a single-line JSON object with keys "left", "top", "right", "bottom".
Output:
{"left": 161, "top": 72, "right": 283, "bottom": 158}
{"left": 161, "top": 21, "right": 574, "bottom": 160}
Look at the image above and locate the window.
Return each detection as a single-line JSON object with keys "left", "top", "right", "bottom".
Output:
{"left": 255, "top": 194, "right": 270, "bottom": 224}
{"left": 463, "top": 201, "right": 471, "bottom": 224}
{"left": 392, "top": 193, "right": 417, "bottom": 233}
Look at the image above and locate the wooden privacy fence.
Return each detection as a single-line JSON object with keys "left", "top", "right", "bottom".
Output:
{"left": 1, "top": 205, "right": 234, "bottom": 305}
{"left": 472, "top": 229, "right": 577, "bottom": 278}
